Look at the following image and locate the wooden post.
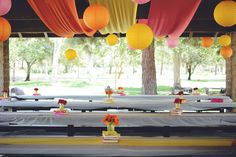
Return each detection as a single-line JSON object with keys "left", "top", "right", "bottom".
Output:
{"left": 0, "top": 40, "right": 10, "bottom": 95}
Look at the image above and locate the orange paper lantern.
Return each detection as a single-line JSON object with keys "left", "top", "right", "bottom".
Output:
{"left": 0, "top": 17, "right": 11, "bottom": 41}
{"left": 83, "top": 4, "right": 109, "bottom": 30}
{"left": 201, "top": 37, "right": 214, "bottom": 48}
{"left": 220, "top": 46, "right": 233, "bottom": 59}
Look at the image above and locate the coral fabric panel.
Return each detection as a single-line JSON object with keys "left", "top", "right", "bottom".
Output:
{"left": 147, "top": 0, "right": 201, "bottom": 39}
{"left": 28, "top": 0, "right": 96, "bottom": 37}
{"left": 89, "top": 0, "right": 137, "bottom": 34}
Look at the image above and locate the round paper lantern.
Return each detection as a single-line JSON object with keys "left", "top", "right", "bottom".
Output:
{"left": 83, "top": 4, "right": 109, "bottom": 30}
{"left": 218, "top": 35, "right": 231, "bottom": 46}
{"left": 167, "top": 38, "right": 178, "bottom": 48}
{"left": 202, "top": 37, "right": 214, "bottom": 48}
{"left": 0, "top": 0, "right": 11, "bottom": 16}
{"left": 126, "top": 23, "right": 153, "bottom": 50}
{"left": 106, "top": 34, "right": 118, "bottom": 46}
{"left": 0, "top": 17, "right": 11, "bottom": 42}
{"left": 213, "top": 1, "right": 236, "bottom": 27}
{"left": 220, "top": 46, "right": 233, "bottom": 59}
{"left": 132, "top": 0, "right": 150, "bottom": 4}
{"left": 65, "top": 49, "right": 77, "bottom": 60}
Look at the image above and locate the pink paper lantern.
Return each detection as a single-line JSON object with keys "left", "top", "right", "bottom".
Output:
{"left": 0, "top": 0, "right": 12, "bottom": 16}
{"left": 167, "top": 38, "right": 178, "bottom": 48}
{"left": 132, "top": 0, "right": 151, "bottom": 4}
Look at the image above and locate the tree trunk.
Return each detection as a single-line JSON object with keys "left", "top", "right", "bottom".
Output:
{"left": 51, "top": 38, "right": 63, "bottom": 83}
{"left": 215, "top": 65, "right": 217, "bottom": 75}
{"left": 173, "top": 51, "right": 181, "bottom": 88}
{"left": 118, "top": 67, "right": 123, "bottom": 79}
{"left": 142, "top": 41, "right": 157, "bottom": 95}
{"left": 109, "top": 65, "right": 112, "bottom": 74}
{"left": 21, "top": 60, "right": 24, "bottom": 69}
{"left": 25, "top": 62, "right": 31, "bottom": 81}
{"left": 187, "top": 65, "right": 192, "bottom": 80}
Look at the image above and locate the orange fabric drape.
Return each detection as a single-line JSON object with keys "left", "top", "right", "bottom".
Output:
{"left": 28, "top": 0, "right": 96, "bottom": 37}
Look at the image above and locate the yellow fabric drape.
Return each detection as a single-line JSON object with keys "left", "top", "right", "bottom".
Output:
{"left": 88, "top": 0, "right": 137, "bottom": 34}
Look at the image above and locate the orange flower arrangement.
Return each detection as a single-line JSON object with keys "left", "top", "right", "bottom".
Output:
{"left": 102, "top": 114, "right": 119, "bottom": 126}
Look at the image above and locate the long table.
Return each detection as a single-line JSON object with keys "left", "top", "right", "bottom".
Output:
{"left": 1, "top": 98, "right": 236, "bottom": 112}
{"left": 1, "top": 112, "right": 236, "bottom": 127}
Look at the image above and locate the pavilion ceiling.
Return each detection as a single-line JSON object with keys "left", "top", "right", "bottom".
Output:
{"left": 3, "top": 0, "right": 236, "bottom": 38}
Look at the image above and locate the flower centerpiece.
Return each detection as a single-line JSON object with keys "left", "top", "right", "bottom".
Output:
{"left": 104, "top": 86, "right": 114, "bottom": 104}
{"left": 192, "top": 87, "right": 200, "bottom": 95}
{"left": 53, "top": 99, "right": 69, "bottom": 115}
{"left": 170, "top": 98, "right": 183, "bottom": 115}
{"left": 102, "top": 114, "right": 120, "bottom": 142}
{"left": 33, "top": 88, "right": 40, "bottom": 96}
{"left": 117, "top": 86, "right": 126, "bottom": 96}
{"left": 177, "top": 91, "right": 186, "bottom": 103}
{"left": 2, "top": 90, "right": 8, "bottom": 98}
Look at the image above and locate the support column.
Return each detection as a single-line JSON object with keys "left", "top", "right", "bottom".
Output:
{"left": 0, "top": 40, "right": 10, "bottom": 95}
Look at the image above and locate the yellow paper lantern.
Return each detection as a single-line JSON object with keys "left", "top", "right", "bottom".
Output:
{"left": 201, "top": 37, "right": 214, "bottom": 48}
{"left": 126, "top": 23, "right": 153, "bottom": 50}
{"left": 218, "top": 35, "right": 231, "bottom": 46}
{"left": 213, "top": 1, "right": 236, "bottom": 27}
{"left": 106, "top": 34, "right": 118, "bottom": 46}
{"left": 65, "top": 49, "right": 77, "bottom": 60}
{"left": 220, "top": 46, "right": 233, "bottom": 59}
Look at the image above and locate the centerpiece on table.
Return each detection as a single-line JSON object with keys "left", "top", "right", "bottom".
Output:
{"left": 177, "top": 91, "right": 186, "bottom": 103}
{"left": 33, "top": 88, "right": 41, "bottom": 96}
{"left": 116, "top": 86, "right": 126, "bottom": 96}
{"left": 170, "top": 98, "right": 183, "bottom": 115}
{"left": 0, "top": 90, "right": 8, "bottom": 100}
{"left": 192, "top": 87, "right": 200, "bottom": 95}
{"left": 53, "top": 99, "right": 69, "bottom": 115}
{"left": 102, "top": 114, "right": 120, "bottom": 143}
{"left": 104, "top": 86, "right": 114, "bottom": 104}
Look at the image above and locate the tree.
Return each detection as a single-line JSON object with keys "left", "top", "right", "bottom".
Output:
{"left": 10, "top": 38, "right": 53, "bottom": 81}
{"left": 142, "top": 41, "right": 157, "bottom": 95}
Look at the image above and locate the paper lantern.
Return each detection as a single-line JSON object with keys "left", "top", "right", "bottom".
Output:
{"left": 0, "top": 0, "right": 11, "bottom": 16}
{"left": 126, "top": 23, "right": 153, "bottom": 50}
{"left": 213, "top": 1, "right": 236, "bottom": 27}
{"left": 106, "top": 34, "right": 118, "bottom": 46}
{"left": 83, "top": 4, "right": 109, "bottom": 30}
{"left": 132, "top": 0, "right": 150, "bottom": 4}
{"left": 218, "top": 35, "right": 231, "bottom": 46}
{"left": 65, "top": 49, "right": 77, "bottom": 60}
{"left": 220, "top": 46, "right": 233, "bottom": 59}
{"left": 167, "top": 38, "right": 178, "bottom": 48}
{"left": 0, "top": 17, "right": 11, "bottom": 42}
{"left": 201, "top": 37, "right": 214, "bottom": 48}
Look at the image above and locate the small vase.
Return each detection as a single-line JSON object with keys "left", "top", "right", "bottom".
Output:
{"left": 175, "top": 103, "right": 181, "bottom": 109}
{"left": 107, "top": 124, "right": 115, "bottom": 132}
{"left": 59, "top": 104, "right": 64, "bottom": 111}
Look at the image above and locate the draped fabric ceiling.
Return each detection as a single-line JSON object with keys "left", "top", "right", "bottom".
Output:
{"left": 88, "top": 0, "right": 137, "bottom": 34}
{"left": 147, "top": 0, "right": 201, "bottom": 40}
{"left": 28, "top": 0, "right": 96, "bottom": 37}
{"left": 27, "top": 0, "right": 202, "bottom": 38}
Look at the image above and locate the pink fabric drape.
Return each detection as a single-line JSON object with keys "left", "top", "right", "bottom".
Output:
{"left": 28, "top": 0, "right": 96, "bottom": 37}
{"left": 147, "top": 0, "right": 201, "bottom": 39}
